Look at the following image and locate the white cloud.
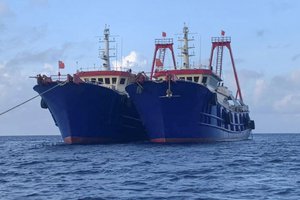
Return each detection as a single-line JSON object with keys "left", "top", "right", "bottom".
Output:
{"left": 0, "top": 60, "right": 58, "bottom": 135}
{"left": 123, "top": 51, "right": 138, "bottom": 67}
{"left": 112, "top": 51, "right": 148, "bottom": 72}
{"left": 223, "top": 68, "right": 300, "bottom": 133}
{"left": 0, "top": 1, "right": 13, "bottom": 34}
{"left": 222, "top": 68, "right": 264, "bottom": 103}
{"left": 0, "top": 17, "right": 103, "bottom": 135}
{"left": 43, "top": 63, "right": 55, "bottom": 72}
{"left": 35, "top": 63, "right": 56, "bottom": 75}
{"left": 253, "top": 79, "right": 268, "bottom": 104}
{"left": 245, "top": 69, "right": 300, "bottom": 115}
{"left": 273, "top": 94, "right": 300, "bottom": 113}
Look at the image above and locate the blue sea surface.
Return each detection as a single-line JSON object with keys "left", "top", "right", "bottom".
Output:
{"left": 0, "top": 134, "right": 299, "bottom": 200}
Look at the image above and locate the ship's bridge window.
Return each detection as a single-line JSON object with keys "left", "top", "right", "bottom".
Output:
{"left": 209, "top": 77, "right": 218, "bottom": 88}
{"left": 193, "top": 76, "right": 199, "bottom": 83}
{"left": 187, "top": 77, "right": 193, "bottom": 81}
{"left": 120, "top": 78, "right": 126, "bottom": 84}
{"left": 98, "top": 78, "right": 103, "bottom": 83}
{"left": 112, "top": 77, "right": 117, "bottom": 84}
{"left": 84, "top": 78, "right": 89, "bottom": 82}
{"left": 105, "top": 78, "right": 110, "bottom": 84}
{"left": 179, "top": 77, "right": 185, "bottom": 80}
{"left": 202, "top": 76, "right": 208, "bottom": 84}
{"left": 91, "top": 78, "right": 96, "bottom": 83}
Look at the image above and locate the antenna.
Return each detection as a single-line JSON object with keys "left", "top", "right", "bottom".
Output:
{"left": 199, "top": 35, "right": 202, "bottom": 66}
{"left": 121, "top": 37, "right": 123, "bottom": 71}
{"left": 177, "top": 24, "right": 195, "bottom": 69}
{"left": 115, "top": 42, "right": 118, "bottom": 70}
{"left": 99, "top": 25, "right": 117, "bottom": 71}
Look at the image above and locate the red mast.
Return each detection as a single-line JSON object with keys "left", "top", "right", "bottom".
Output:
{"left": 150, "top": 32, "right": 176, "bottom": 80}
{"left": 209, "top": 31, "right": 243, "bottom": 102}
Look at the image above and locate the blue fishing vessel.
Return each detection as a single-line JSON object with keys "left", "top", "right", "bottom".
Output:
{"left": 33, "top": 27, "right": 146, "bottom": 144}
{"left": 126, "top": 26, "right": 255, "bottom": 143}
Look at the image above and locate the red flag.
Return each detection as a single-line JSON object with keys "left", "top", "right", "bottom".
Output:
{"left": 155, "top": 58, "right": 163, "bottom": 67}
{"left": 162, "top": 32, "right": 166, "bottom": 37}
{"left": 58, "top": 60, "right": 65, "bottom": 69}
{"left": 221, "top": 30, "right": 225, "bottom": 36}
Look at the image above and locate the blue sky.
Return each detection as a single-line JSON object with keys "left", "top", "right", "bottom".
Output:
{"left": 0, "top": 0, "right": 300, "bottom": 135}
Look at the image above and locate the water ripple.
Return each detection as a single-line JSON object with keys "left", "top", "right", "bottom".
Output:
{"left": 0, "top": 134, "right": 299, "bottom": 199}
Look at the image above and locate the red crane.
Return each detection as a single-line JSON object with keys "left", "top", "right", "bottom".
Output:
{"left": 150, "top": 32, "right": 176, "bottom": 80}
{"left": 209, "top": 31, "right": 243, "bottom": 102}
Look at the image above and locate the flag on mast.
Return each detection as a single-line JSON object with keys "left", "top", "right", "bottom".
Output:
{"left": 58, "top": 60, "right": 65, "bottom": 69}
{"left": 155, "top": 58, "right": 163, "bottom": 67}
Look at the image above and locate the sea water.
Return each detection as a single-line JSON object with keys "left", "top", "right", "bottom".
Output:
{"left": 0, "top": 134, "right": 299, "bottom": 200}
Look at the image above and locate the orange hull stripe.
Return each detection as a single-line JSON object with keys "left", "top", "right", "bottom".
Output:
{"left": 64, "top": 136, "right": 115, "bottom": 144}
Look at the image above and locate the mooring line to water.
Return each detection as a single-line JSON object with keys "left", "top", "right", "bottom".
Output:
{"left": 0, "top": 82, "right": 65, "bottom": 117}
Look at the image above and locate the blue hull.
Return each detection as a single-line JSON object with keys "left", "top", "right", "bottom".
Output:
{"left": 126, "top": 81, "right": 252, "bottom": 143}
{"left": 34, "top": 82, "right": 146, "bottom": 144}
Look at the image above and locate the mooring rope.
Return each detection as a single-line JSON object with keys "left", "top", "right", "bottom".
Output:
{"left": 0, "top": 82, "right": 66, "bottom": 117}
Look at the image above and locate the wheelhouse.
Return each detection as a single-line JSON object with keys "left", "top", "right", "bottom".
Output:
{"left": 153, "top": 68, "right": 222, "bottom": 90}
{"left": 76, "top": 70, "right": 134, "bottom": 93}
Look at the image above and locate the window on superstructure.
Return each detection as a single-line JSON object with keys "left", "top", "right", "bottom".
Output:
{"left": 187, "top": 77, "right": 193, "bottom": 81}
{"left": 112, "top": 77, "right": 117, "bottom": 84}
{"left": 120, "top": 78, "right": 126, "bottom": 84}
{"left": 91, "top": 78, "right": 96, "bottom": 83}
{"left": 209, "top": 77, "right": 218, "bottom": 88}
{"left": 194, "top": 76, "right": 199, "bottom": 83}
{"left": 105, "top": 78, "right": 110, "bottom": 84}
{"left": 98, "top": 78, "right": 103, "bottom": 83}
{"left": 84, "top": 78, "right": 89, "bottom": 82}
{"left": 234, "top": 114, "right": 238, "bottom": 124}
{"left": 179, "top": 77, "right": 185, "bottom": 80}
{"left": 202, "top": 76, "right": 207, "bottom": 84}
{"left": 239, "top": 114, "right": 243, "bottom": 126}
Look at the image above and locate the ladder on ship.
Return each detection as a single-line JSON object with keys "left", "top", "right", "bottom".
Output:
{"left": 209, "top": 31, "right": 243, "bottom": 102}
{"left": 150, "top": 33, "right": 176, "bottom": 80}
{"left": 158, "top": 48, "right": 166, "bottom": 66}
{"left": 215, "top": 45, "right": 224, "bottom": 77}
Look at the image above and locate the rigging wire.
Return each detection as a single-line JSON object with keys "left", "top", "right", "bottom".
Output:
{"left": 0, "top": 82, "right": 66, "bottom": 117}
